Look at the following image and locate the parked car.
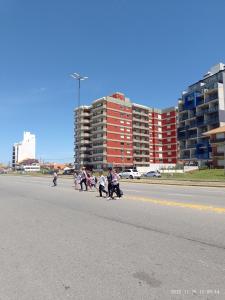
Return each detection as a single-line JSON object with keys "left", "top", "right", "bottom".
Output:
{"left": 144, "top": 171, "right": 161, "bottom": 178}
{"left": 62, "top": 169, "right": 75, "bottom": 175}
{"left": 119, "top": 169, "right": 141, "bottom": 179}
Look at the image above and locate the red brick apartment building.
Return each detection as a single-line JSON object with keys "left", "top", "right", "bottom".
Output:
{"left": 74, "top": 93, "right": 177, "bottom": 170}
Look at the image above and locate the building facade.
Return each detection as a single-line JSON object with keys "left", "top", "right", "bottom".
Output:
{"left": 178, "top": 63, "right": 225, "bottom": 165}
{"left": 74, "top": 93, "right": 177, "bottom": 170}
{"left": 204, "top": 125, "right": 225, "bottom": 168}
{"left": 12, "top": 132, "right": 36, "bottom": 168}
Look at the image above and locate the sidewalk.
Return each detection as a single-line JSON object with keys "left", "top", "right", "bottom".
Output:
{"left": 121, "top": 178, "right": 225, "bottom": 188}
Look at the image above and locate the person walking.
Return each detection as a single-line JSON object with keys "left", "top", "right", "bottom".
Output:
{"left": 53, "top": 171, "right": 58, "bottom": 187}
{"left": 74, "top": 172, "right": 80, "bottom": 190}
{"left": 107, "top": 167, "right": 113, "bottom": 199}
{"left": 98, "top": 172, "right": 108, "bottom": 197}
{"left": 111, "top": 169, "right": 121, "bottom": 199}
{"left": 80, "top": 167, "right": 88, "bottom": 191}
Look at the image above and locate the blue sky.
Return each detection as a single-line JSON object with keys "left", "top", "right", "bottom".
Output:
{"left": 1, "top": 0, "right": 225, "bottom": 164}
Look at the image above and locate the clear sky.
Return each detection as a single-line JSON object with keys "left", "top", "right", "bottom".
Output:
{"left": 1, "top": 0, "right": 225, "bottom": 164}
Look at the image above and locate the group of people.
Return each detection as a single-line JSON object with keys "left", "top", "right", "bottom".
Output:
{"left": 74, "top": 167, "right": 98, "bottom": 191}
{"left": 53, "top": 167, "right": 123, "bottom": 200}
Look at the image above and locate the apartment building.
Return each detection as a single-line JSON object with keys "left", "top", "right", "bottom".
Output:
{"left": 149, "top": 107, "right": 177, "bottom": 164}
{"left": 132, "top": 104, "right": 150, "bottom": 167}
{"left": 178, "top": 63, "right": 225, "bottom": 165}
{"left": 74, "top": 106, "right": 91, "bottom": 167}
{"left": 74, "top": 93, "right": 177, "bottom": 170}
{"left": 12, "top": 131, "right": 36, "bottom": 169}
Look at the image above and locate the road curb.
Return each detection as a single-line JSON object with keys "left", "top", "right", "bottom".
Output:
{"left": 120, "top": 179, "right": 225, "bottom": 188}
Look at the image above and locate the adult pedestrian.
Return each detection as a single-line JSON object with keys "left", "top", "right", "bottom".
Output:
{"left": 107, "top": 167, "right": 113, "bottom": 199}
{"left": 111, "top": 169, "right": 121, "bottom": 199}
{"left": 80, "top": 167, "right": 88, "bottom": 191}
{"left": 98, "top": 172, "right": 108, "bottom": 197}
{"left": 53, "top": 171, "right": 58, "bottom": 187}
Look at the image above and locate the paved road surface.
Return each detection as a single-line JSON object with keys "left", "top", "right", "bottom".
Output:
{"left": 0, "top": 175, "right": 225, "bottom": 300}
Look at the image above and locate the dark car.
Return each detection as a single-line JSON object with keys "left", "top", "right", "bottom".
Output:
{"left": 62, "top": 169, "right": 75, "bottom": 175}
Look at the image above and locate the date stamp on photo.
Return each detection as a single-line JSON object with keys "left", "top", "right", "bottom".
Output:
{"left": 170, "top": 289, "right": 221, "bottom": 296}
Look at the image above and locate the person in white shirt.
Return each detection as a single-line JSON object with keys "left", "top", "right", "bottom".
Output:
{"left": 98, "top": 172, "right": 108, "bottom": 197}
{"left": 53, "top": 171, "right": 58, "bottom": 186}
{"left": 111, "top": 170, "right": 122, "bottom": 199}
{"left": 80, "top": 167, "right": 88, "bottom": 191}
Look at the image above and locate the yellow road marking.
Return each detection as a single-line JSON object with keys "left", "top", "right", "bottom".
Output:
{"left": 125, "top": 195, "right": 225, "bottom": 214}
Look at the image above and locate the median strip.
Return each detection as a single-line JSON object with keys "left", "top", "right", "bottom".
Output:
{"left": 125, "top": 195, "right": 225, "bottom": 214}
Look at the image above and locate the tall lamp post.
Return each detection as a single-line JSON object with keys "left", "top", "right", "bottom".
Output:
{"left": 70, "top": 73, "right": 88, "bottom": 170}
{"left": 70, "top": 73, "right": 88, "bottom": 108}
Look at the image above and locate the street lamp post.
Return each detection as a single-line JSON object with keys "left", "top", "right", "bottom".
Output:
{"left": 70, "top": 73, "right": 88, "bottom": 108}
{"left": 70, "top": 73, "right": 88, "bottom": 170}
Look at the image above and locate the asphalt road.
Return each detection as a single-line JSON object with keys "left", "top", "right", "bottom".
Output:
{"left": 0, "top": 175, "right": 225, "bottom": 300}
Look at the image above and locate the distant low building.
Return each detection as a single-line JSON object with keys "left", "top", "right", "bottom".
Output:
{"left": 12, "top": 132, "right": 36, "bottom": 169}
{"left": 204, "top": 125, "right": 225, "bottom": 168}
{"left": 40, "top": 162, "right": 71, "bottom": 170}
{"left": 18, "top": 164, "right": 41, "bottom": 172}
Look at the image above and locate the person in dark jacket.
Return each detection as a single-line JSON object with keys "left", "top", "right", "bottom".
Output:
{"left": 107, "top": 167, "right": 113, "bottom": 199}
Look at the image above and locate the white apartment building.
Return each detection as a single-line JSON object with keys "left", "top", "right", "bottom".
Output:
{"left": 12, "top": 132, "right": 36, "bottom": 168}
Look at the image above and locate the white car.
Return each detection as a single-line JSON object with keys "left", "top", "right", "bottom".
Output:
{"left": 144, "top": 171, "right": 161, "bottom": 178}
{"left": 119, "top": 169, "right": 141, "bottom": 179}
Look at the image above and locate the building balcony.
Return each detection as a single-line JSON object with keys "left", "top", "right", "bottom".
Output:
{"left": 188, "top": 122, "right": 197, "bottom": 129}
{"left": 213, "top": 152, "right": 224, "bottom": 157}
{"left": 186, "top": 144, "right": 197, "bottom": 149}
{"left": 133, "top": 138, "right": 149, "bottom": 144}
{"left": 205, "top": 90, "right": 218, "bottom": 103}
{"left": 132, "top": 116, "right": 149, "bottom": 123}
{"left": 80, "top": 146, "right": 91, "bottom": 151}
{"left": 133, "top": 132, "right": 149, "bottom": 137}
{"left": 79, "top": 119, "right": 90, "bottom": 124}
{"left": 133, "top": 155, "right": 149, "bottom": 159}
{"left": 91, "top": 111, "right": 107, "bottom": 118}
{"left": 133, "top": 110, "right": 149, "bottom": 116}
{"left": 79, "top": 112, "right": 90, "bottom": 117}
{"left": 133, "top": 160, "right": 149, "bottom": 165}
{"left": 180, "top": 155, "right": 190, "bottom": 159}
{"left": 188, "top": 134, "right": 197, "bottom": 139}
{"left": 179, "top": 114, "right": 189, "bottom": 121}
{"left": 76, "top": 140, "right": 91, "bottom": 145}
{"left": 133, "top": 123, "right": 149, "bottom": 130}
{"left": 211, "top": 138, "right": 225, "bottom": 144}
{"left": 196, "top": 106, "right": 218, "bottom": 116}
{"left": 206, "top": 118, "right": 219, "bottom": 125}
